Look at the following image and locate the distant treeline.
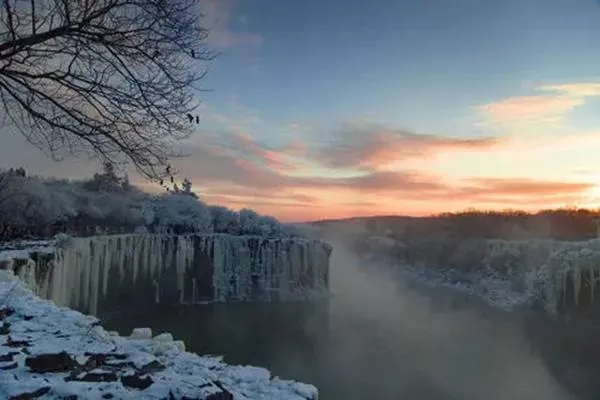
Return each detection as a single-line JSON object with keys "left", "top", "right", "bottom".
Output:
{"left": 318, "top": 208, "right": 600, "bottom": 242}
{"left": 0, "top": 165, "right": 301, "bottom": 242}
{"left": 433, "top": 209, "right": 600, "bottom": 241}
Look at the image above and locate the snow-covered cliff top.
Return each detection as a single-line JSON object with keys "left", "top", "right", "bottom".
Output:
{"left": 0, "top": 270, "right": 318, "bottom": 400}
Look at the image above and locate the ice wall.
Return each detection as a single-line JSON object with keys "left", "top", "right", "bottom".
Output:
{"left": 14, "top": 234, "right": 332, "bottom": 317}
{"left": 351, "top": 234, "right": 600, "bottom": 315}
{"left": 472, "top": 239, "right": 600, "bottom": 313}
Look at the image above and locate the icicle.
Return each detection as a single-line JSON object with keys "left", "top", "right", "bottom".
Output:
{"left": 90, "top": 238, "right": 101, "bottom": 316}
{"left": 192, "top": 277, "right": 196, "bottom": 304}
{"left": 572, "top": 260, "right": 581, "bottom": 307}
{"left": 132, "top": 235, "right": 140, "bottom": 283}
{"left": 153, "top": 279, "right": 160, "bottom": 304}
{"left": 590, "top": 260, "right": 596, "bottom": 303}
{"left": 102, "top": 237, "right": 111, "bottom": 298}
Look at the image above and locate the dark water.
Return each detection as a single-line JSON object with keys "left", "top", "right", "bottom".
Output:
{"left": 102, "top": 287, "right": 600, "bottom": 400}
{"left": 102, "top": 241, "right": 600, "bottom": 400}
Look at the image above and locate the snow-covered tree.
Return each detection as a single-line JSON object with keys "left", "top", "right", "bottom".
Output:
{"left": 0, "top": 168, "right": 301, "bottom": 240}
{"left": 210, "top": 205, "right": 241, "bottom": 234}
{"left": 152, "top": 193, "right": 212, "bottom": 234}
{"left": 0, "top": 0, "right": 213, "bottom": 180}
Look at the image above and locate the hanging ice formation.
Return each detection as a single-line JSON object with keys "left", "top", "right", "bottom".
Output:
{"left": 22, "top": 234, "right": 332, "bottom": 316}
{"left": 477, "top": 238, "right": 600, "bottom": 314}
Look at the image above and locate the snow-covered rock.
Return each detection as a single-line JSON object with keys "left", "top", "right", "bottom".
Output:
{"left": 0, "top": 270, "right": 318, "bottom": 400}
{"left": 153, "top": 332, "right": 174, "bottom": 342}
{"left": 131, "top": 327, "right": 152, "bottom": 339}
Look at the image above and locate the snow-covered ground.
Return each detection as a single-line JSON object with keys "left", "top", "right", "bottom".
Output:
{"left": 0, "top": 239, "right": 55, "bottom": 262}
{"left": 0, "top": 270, "right": 318, "bottom": 400}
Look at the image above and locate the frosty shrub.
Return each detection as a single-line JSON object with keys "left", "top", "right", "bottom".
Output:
{"left": 210, "top": 206, "right": 241, "bottom": 235}
{"left": 152, "top": 193, "right": 213, "bottom": 234}
{"left": 0, "top": 169, "right": 302, "bottom": 240}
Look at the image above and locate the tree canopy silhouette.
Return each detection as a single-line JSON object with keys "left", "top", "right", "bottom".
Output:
{"left": 0, "top": 0, "right": 213, "bottom": 179}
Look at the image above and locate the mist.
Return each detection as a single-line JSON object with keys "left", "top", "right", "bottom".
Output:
{"left": 308, "top": 227, "right": 576, "bottom": 400}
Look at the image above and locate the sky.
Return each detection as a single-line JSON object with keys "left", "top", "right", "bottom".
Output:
{"left": 4, "top": 0, "right": 600, "bottom": 221}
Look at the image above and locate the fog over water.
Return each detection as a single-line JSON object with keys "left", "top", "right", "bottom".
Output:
{"left": 104, "top": 229, "right": 587, "bottom": 400}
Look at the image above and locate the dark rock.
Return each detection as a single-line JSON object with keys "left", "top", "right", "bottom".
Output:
{"left": 0, "top": 351, "right": 18, "bottom": 362}
{"left": 8, "top": 386, "right": 50, "bottom": 399}
{"left": 82, "top": 353, "right": 108, "bottom": 369}
{"left": 104, "top": 360, "right": 135, "bottom": 370}
{"left": 138, "top": 359, "right": 165, "bottom": 374}
{"left": 80, "top": 352, "right": 134, "bottom": 371}
{"left": 102, "top": 394, "right": 114, "bottom": 399}
{"left": 0, "top": 321, "right": 10, "bottom": 334}
{"left": 205, "top": 381, "right": 233, "bottom": 400}
{"left": 25, "top": 352, "right": 75, "bottom": 373}
{"left": 106, "top": 352, "right": 128, "bottom": 360}
{"left": 0, "top": 361, "right": 18, "bottom": 370}
{"left": 121, "top": 373, "right": 154, "bottom": 390}
{"left": 0, "top": 307, "right": 15, "bottom": 321}
{"left": 5, "top": 336, "right": 30, "bottom": 347}
{"left": 72, "top": 371, "right": 118, "bottom": 382}
{"left": 22, "top": 316, "right": 34, "bottom": 321}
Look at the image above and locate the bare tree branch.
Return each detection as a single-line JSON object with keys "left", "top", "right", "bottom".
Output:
{"left": 0, "top": 0, "right": 214, "bottom": 179}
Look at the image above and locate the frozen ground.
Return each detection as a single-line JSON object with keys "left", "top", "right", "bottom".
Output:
{"left": 0, "top": 270, "right": 318, "bottom": 400}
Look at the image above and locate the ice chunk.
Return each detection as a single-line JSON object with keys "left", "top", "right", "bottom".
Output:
{"left": 130, "top": 327, "right": 152, "bottom": 339}
{"left": 153, "top": 332, "right": 174, "bottom": 342}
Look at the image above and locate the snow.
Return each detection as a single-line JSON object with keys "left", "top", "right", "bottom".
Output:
{"left": 0, "top": 269, "right": 319, "bottom": 400}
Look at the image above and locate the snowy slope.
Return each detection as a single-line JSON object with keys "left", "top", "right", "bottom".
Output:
{"left": 0, "top": 270, "right": 318, "bottom": 400}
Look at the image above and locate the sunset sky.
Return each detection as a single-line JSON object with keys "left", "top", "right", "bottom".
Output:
{"left": 4, "top": 0, "right": 600, "bottom": 221}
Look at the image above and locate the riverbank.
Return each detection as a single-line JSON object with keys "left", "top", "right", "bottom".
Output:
{"left": 0, "top": 269, "right": 318, "bottom": 400}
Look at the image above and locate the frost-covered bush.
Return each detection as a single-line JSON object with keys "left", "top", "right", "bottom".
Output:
{"left": 0, "top": 168, "right": 302, "bottom": 239}
{"left": 210, "top": 205, "right": 241, "bottom": 235}
{"left": 152, "top": 193, "right": 212, "bottom": 234}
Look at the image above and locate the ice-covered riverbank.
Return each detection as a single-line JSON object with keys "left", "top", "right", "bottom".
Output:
{"left": 0, "top": 270, "right": 318, "bottom": 400}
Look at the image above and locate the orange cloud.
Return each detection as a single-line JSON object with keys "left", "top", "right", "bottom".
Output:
{"left": 457, "top": 178, "right": 593, "bottom": 197}
{"left": 478, "top": 95, "right": 583, "bottom": 125}
{"left": 539, "top": 83, "right": 600, "bottom": 97}
{"left": 477, "top": 81, "right": 600, "bottom": 129}
{"left": 313, "top": 123, "right": 498, "bottom": 170}
{"left": 168, "top": 125, "right": 597, "bottom": 221}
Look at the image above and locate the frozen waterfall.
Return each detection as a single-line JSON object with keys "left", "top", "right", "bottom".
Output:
{"left": 17, "top": 234, "right": 332, "bottom": 317}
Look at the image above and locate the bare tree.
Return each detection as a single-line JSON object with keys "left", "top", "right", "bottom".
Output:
{"left": 0, "top": 0, "right": 213, "bottom": 179}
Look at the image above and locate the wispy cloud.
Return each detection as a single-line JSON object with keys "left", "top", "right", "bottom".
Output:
{"left": 456, "top": 178, "right": 593, "bottom": 198}
{"left": 478, "top": 95, "right": 582, "bottom": 126}
{"left": 313, "top": 123, "right": 498, "bottom": 170}
{"left": 477, "top": 81, "right": 600, "bottom": 129}
{"left": 199, "top": 0, "right": 264, "bottom": 47}
{"left": 540, "top": 83, "right": 600, "bottom": 97}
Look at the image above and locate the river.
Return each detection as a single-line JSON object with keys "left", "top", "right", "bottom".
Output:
{"left": 102, "top": 236, "right": 599, "bottom": 400}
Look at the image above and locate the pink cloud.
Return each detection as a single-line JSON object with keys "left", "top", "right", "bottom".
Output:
{"left": 477, "top": 81, "right": 600, "bottom": 128}
{"left": 314, "top": 123, "right": 498, "bottom": 169}
{"left": 478, "top": 95, "right": 583, "bottom": 125}
{"left": 540, "top": 83, "right": 600, "bottom": 97}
